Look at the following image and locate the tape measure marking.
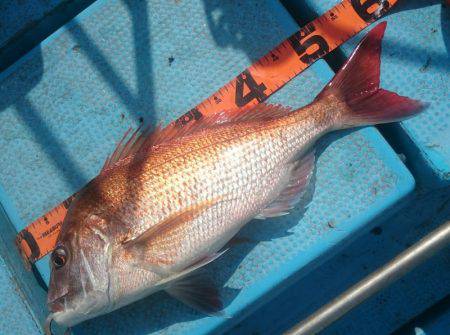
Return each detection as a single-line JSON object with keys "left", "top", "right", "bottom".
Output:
{"left": 15, "top": 0, "right": 397, "bottom": 265}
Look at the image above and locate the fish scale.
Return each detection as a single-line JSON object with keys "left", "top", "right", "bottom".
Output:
{"left": 67, "top": 108, "right": 324, "bottom": 307}
{"left": 110, "top": 111, "right": 325, "bottom": 262}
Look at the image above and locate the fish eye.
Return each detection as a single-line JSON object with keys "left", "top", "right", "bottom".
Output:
{"left": 51, "top": 246, "right": 68, "bottom": 269}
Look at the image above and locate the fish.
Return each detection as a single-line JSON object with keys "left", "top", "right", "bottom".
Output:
{"left": 45, "top": 22, "right": 426, "bottom": 333}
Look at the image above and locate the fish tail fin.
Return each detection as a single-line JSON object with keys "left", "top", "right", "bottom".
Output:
{"left": 315, "top": 22, "right": 427, "bottom": 129}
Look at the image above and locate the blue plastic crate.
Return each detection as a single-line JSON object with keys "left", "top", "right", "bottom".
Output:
{"left": 284, "top": 0, "right": 450, "bottom": 189}
{"left": 0, "top": 0, "right": 416, "bottom": 334}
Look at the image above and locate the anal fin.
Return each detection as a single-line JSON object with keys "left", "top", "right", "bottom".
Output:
{"left": 165, "top": 271, "right": 225, "bottom": 317}
{"left": 256, "top": 150, "right": 316, "bottom": 219}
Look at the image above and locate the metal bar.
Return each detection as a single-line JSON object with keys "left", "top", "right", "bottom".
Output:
{"left": 285, "top": 220, "right": 450, "bottom": 335}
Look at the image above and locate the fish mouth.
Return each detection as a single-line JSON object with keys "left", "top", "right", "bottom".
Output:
{"left": 44, "top": 314, "right": 54, "bottom": 335}
{"left": 45, "top": 314, "right": 60, "bottom": 335}
{"left": 45, "top": 314, "right": 70, "bottom": 335}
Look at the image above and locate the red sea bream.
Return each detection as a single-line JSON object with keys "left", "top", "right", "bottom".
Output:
{"left": 46, "top": 23, "right": 426, "bottom": 332}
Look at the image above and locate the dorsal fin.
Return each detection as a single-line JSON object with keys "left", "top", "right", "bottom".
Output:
{"left": 149, "top": 103, "right": 293, "bottom": 145}
{"left": 100, "top": 125, "right": 153, "bottom": 174}
{"left": 225, "top": 103, "right": 293, "bottom": 122}
{"left": 100, "top": 103, "right": 293, "bottom": 174}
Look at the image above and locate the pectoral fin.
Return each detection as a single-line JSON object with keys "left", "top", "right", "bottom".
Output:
{"left": 123, "top": 198, "right": 224, "bottom": 274}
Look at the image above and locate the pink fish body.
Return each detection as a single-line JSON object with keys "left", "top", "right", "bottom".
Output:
{"left": 46, "top": 22, "right": 425, "bottom": 332}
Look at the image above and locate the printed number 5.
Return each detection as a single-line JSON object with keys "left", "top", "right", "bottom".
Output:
{"left": 288, "top": 24, "right": 329, "bottom": 65}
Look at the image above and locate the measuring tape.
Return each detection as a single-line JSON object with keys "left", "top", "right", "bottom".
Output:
{"left": 15, "top": 0, "right": 397, "bottom": 266}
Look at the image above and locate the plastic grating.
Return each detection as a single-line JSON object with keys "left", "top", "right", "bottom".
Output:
{"left": 0, "top": 0, "right": 416, "bottom": 334}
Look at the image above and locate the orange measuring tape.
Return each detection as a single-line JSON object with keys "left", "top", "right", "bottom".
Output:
{"left": 16, "top": 0, "right": 397, "bottom": 266}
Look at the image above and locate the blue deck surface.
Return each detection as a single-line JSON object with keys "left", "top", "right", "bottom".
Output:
{"left": 0, "top": 257, "right": 41, "bottom": 334}
{"left": 0, "top": 0, "right": 95, "bottom": 72}
{"left": 393, "top": 294, "right": 450, "bottom": 335}
{"left": 0, "top": 187, "right": 47, "bottom": 334}
{"left": 0, "top": 0, "right": 65, "bottom": 49}
{"left": 229, "top": 186, "right": 450, "bottom": 335}
{"left": 285, "top": 0, "right": 450, "bottom": 189}
{"left": 0, "top": 0, "right": 427, "bottom": 334}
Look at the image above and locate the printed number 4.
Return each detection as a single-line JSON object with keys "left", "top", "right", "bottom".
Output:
{"left": 235, "top": 70, "right": 267, "bottom": 107}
